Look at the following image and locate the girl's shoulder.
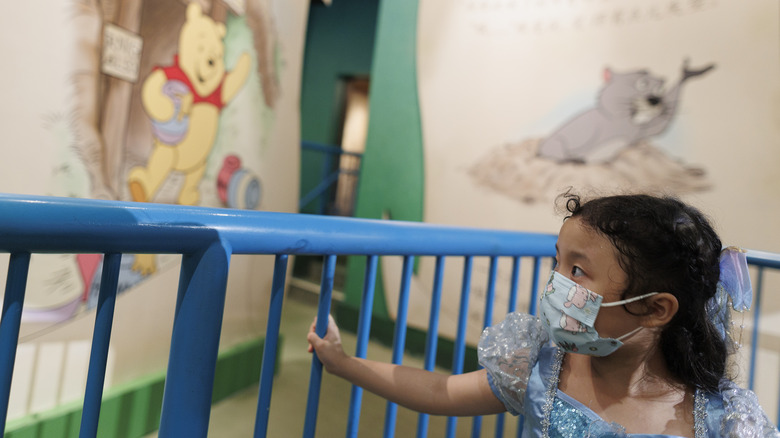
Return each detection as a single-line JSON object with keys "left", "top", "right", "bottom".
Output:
{"left": 712, "top": 380, "right": 780, "bottom": 437}
{"left": 477, "top": 312, "right": 550, "bottom": 415}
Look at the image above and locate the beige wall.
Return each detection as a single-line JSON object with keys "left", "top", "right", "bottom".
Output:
{"left": 0, "top": 0, "right": 307, "bottom": 420}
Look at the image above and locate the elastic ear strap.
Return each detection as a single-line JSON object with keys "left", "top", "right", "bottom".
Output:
{"left": 600, "top": 292, "right": 659, "bottom": 307}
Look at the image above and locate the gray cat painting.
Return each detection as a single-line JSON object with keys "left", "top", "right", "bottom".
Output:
{"left": 537, "top": 59, "right": 715, "bottom": 163}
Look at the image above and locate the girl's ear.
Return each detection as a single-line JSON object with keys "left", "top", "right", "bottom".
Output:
{"left": 640, "top": 293, "right": 678, "bottom": 327}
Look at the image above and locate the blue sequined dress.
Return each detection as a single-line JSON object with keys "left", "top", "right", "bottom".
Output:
{"left": 477, "top": 313, "right": 780, "bottom": 437}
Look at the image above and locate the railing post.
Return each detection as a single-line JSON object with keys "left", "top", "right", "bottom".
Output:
{"left": 158, "top": 239, "right": 232, "bottom": 437}
{"left": 446, "top": 256, "right": 474, "bottom": 438}
{"left": 384, "top": 255, "right": 414, "bottom": 438}
{"left": 0, "top": 252, "right": 30, "bottom": 433}
{"left": 303, "top": 254, "right": 337, "bottom": 438}
{"left": 346, "top": 255, "right": 379, "bottom": 438}
{"left": 79, "top": 253, "right": 122, "bottom": 438}
{"left": 254, "top": 254, "right": 289, "bottom": 438}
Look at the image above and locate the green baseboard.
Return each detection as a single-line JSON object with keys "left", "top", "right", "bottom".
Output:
{"left": 333, "top": 303, "right": 480, "bottom": 373}
{"left": 5, "top": 336, "right": 274, "bottom": 438}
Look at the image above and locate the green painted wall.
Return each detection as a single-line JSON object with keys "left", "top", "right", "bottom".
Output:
{"left": 345, "top": 0, "right": 424, "bottom": 318}
{"left": 299, "top": 0, "right": 380, "bottom": 214}
{"left": 298, "top": 0, "right": 426, "bottom": 320}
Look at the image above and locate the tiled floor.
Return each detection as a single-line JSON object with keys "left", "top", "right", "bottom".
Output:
{"left": 197, "top": 294, "right": 518, "bottom": 437}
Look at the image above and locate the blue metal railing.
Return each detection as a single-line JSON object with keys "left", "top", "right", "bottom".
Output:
{"left": 300, "top": 141, "right": 363, "bottom": 216}
{"left": 0, "top": 193, "right": 777, "bottom": 437}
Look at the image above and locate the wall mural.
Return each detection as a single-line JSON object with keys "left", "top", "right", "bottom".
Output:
{"left": 1, "top": 0, "right": 306, "bottom": 417}
{"left": 19, "top": 0, "right": 285, "bottom": 324}
{"left": 402, "top": 0, "right": 780, "bottom": 348}
{"left": 470, "top": 59, "right": 714, "bottom": 204}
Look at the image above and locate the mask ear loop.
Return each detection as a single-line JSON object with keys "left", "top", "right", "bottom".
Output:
{"left": 600, "top": 292, "right": 659, "bottom": 308}
{"left": 616, "top": 325, "right": 645, "bottom": 341}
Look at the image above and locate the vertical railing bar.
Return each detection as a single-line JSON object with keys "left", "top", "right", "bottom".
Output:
{"left": 0, "top": 252, "right": 31, "bottom": 433}
{"left": 507, "top": 256, "right": 522, "bottom": 314}
{"left": 495, "top": 256, "right": 521, "bottom": 438}
{"left": 471, "top": 257, "right": 498, "bottom": 438}
{"left": 319, "top": 152, "right": 334, "bottom": 215}
{"left": 383, "top": 255, "right": 414, "bottom": 438}
{"left": 446, "top": 256, "right": 474, "bottom": 438}
{"left": 158, "top": 241, "right": 232, "bottom": 437}
{"left": 527, "top": 257, "right": 543, "bottom": 317}
{"left": 749, "top": 266, "right": 764, "bottom": 391}
{"left": 254, "top": 254, "right": 289, "bottom": 438}
{"left": 303, "top": 254, "right": 337, "bottom": 438}
{"left": 79, "top": 253, "right": 122, "bottom": 438}
{"left": 346, "top": 255, "right": 379, "bottom": 438}
{"left": 518, "top": 257, "right": 545, "bottom": 438}
{"left": 416, "top": 256, "right": 446, "bottom": 438}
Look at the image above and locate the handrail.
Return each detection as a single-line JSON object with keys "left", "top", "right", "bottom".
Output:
{"left": 0, "top": 194, "right": 553, "bottom": 256}
{"left": 300, "top": 141, "right": 363, "bottom": 215}
{"left": 0, "top": 193, "right": 777, "bottom": 437}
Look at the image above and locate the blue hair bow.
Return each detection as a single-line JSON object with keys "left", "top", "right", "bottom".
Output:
{"left": 707, "top": 246, "right": 752, "bottom": 352}
{"left": 718, "top": 246, "right": 752, "bottom": 312}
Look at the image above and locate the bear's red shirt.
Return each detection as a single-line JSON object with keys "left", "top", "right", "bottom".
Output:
{"left": 156, "top": 55, "right": 226, "bottom": 110}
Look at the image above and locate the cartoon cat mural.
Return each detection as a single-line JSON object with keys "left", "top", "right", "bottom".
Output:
{"left": 537, "top": 59, "right": 715, "bottom": 163}
{"left": 469, "top": 59, "right": 715, "bottom": 204}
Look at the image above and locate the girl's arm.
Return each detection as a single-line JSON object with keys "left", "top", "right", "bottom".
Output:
{"left": 307, "top": 315, "right": 507, "bottom": 417}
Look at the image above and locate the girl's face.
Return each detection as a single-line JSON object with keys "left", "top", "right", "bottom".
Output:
{"left": 554, "top": 217, "right": 641, "bottom": 339}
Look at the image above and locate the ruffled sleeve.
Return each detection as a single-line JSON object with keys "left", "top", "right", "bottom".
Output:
{"left": 477, "top": 312, "right": 549, "bottom": 415}
{"left": 718, "top": 380, "right": 780, "bottom": 437}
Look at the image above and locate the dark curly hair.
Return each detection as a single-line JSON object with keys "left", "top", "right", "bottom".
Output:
{"left": 561, "top": 192, "right": 726, "bottom": 392}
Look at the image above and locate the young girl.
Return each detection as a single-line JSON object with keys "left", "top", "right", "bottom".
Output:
{"left": 307, "top": 193, "right": 779, "bottom": 437}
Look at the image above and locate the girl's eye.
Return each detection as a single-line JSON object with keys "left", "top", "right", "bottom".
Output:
{"left": 571, "top": 266, "right": 585, "bottom": 277}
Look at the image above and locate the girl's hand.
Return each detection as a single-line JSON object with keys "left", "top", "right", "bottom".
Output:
{"left": 307, "top": 314, "right": 348, "bottom": 374}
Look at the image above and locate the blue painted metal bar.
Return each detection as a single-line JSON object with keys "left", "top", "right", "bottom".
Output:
{"left": 746, "top": 249, "right": 780, "bottom": 269}
{"left": 416, "top": 256, "right": 446, "bottom": 438}
{"left": 495, "top": 256, "right": 522, "bottom": 437}
{"left": 471, "top": 257, "right": 498, "bottom": 438}
{"left": 0, "top": 252, "right": 30, "bottom": 433}
{"left": 446, "top": 256, "right": 474, "bottom": 438}
{"left": 158, "top": 240, "right": 232, "bottom": 437}
{"left": 507, "top": 256, "right": 521, "bottom": 314}
{"left": 748, "top": 266, "right": 764, "bottom": 391}
{"left": 303, "top": 255, "right": 337, "bottom": 438}
{"left": 79, "top": 253, "right": 122, "bottom": 438}
{"left": 254, "top": 254, "right": 289, "bottom": 438}
{"left": 384, "top": 255, "right": 414, "bottom": 438}
{"left": 527, "top": 257, "right": 544, "bottom": 317}
{"left": 298, "top": 171, "right": 340, "bottom": 211}
{"left": 0, "top": 194, "right": 558, "bottom": 257}
{"left": 346, "top": 255, "right": 379, "bottom": 438}
{"left": 518, "top": 256, "right": 545, "bottom": 438}
{"left": 6, "top": 194, "right": 780, "bottom": 436}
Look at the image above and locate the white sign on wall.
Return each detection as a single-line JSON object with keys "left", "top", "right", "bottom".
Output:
{"left": 101, "top": 23, "right": 143, "bottom": 83}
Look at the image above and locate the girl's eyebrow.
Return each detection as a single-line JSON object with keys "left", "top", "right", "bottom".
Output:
{"left": 555, "top": 244, "right": 590, "bottom": 264}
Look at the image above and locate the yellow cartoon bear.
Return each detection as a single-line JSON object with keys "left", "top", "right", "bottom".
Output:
{"left": 129, "top": 2, "right": 250, "bottom": 207}
{"left": 128, "top": 2, "right": 250, "bottom": 275}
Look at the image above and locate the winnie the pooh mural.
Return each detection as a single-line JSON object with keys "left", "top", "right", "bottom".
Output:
{"left": 128, "top": 2, "right": 251, "bottom": 274}
{"left": 129, "top": 2, "right": 250, "bottom": 208}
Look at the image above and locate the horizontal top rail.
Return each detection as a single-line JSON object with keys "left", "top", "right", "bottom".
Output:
{"left": 746, "top": 250, "right": 780, "bottom": 269}
{"left": 0, "top": 194, "right": 557, "bottom": 257}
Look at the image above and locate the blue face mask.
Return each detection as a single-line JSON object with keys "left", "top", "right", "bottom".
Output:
{"left": 539, "top": 271, "right": 657, "bottom": 356}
